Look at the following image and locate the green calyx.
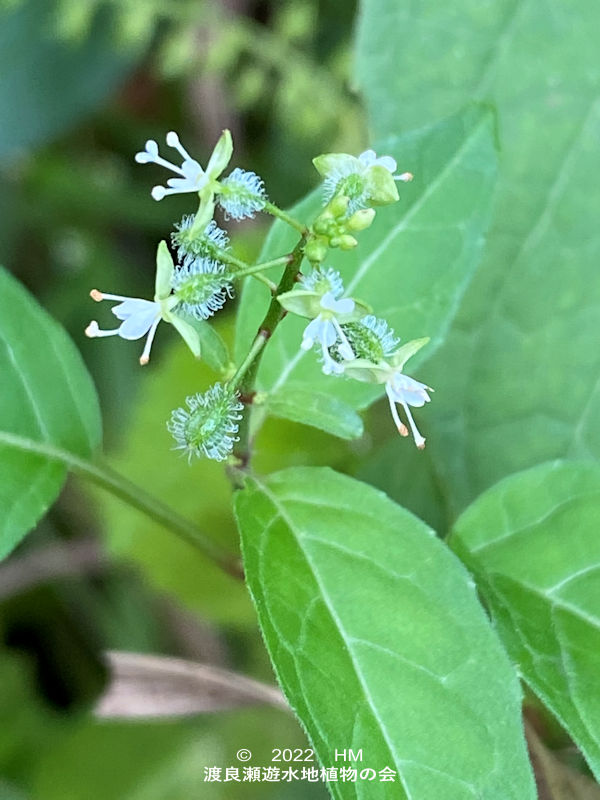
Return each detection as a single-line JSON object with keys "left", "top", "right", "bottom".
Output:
{"left": 365, "top": 165, "right": 399, "bottom": 205}
{"left": 277, "top": 289, "right": 370, "bottom": 321}
{"left": 342, "top": 337, "right": 431, "bottom": 384}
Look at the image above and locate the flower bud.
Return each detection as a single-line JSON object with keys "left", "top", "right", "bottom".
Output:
{"left": 328, "top": 194, "right": 350, "bottom": 219}
{"left": 305, "top": 235, "right": 329, "bottom": 264}
{"left": 312, "top": 218, "right": 330, "bottom": 235}
{"left": 337, "top": 234, "right": 358, "bottom": 250}
{"left": 346, "top": 208, "right": 376, "bottom": 232}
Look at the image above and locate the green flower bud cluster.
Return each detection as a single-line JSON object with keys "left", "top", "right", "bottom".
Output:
{"left": 306, "top": 195, "right": 376, "bottom": 265}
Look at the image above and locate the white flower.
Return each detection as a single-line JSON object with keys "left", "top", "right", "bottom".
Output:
{"left": 385, "top": 372, "right": 432, "bottom": 450}
{"left": 299, "top": 266, "right": 344, "bottom": 298}
{"left": 357, "top": 149, "right": 413, "bottom": 182}
{"left": 85, "top": 290, "right": 162, "bottom": 365}
{"left": 301, "top": 292, "right": 357, "bottom": 375}
{"left": 135, "top": 130, "right": 232, "bottom": 201}
{"left": 84, "top": 241, "right": 205, "bottom": 365}
{"left": 314, "top": 149, "right": 413, "bottom": 213}
{"left": 341, "top": 336, "right": 432, "bottom": 449}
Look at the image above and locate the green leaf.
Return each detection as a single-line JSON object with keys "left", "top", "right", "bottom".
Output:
{"left": 234, "top": 467, "right": 535, "bottom": 799}
{"left": 166, "top": 312, "right": 202, "bottom": 359}
{"left": 188, "top": 318, "right": 230, "bottom": 374}
{"left": 355, "top": 0, "right": 600, "bottom": 513}
{"left": 0, "top": 0, "right": 136, "bottom": 160}
{"left": 235, "top": 105, "right": 497, "bottom": 440}
{"left": 0, "top": 268, "right": 101, "bottom": 558}
{"left": 266, "top": 386, "right": 364, "bottom": 440}
{"left": 450, "top": 461, "right": 600, "bottom": 779}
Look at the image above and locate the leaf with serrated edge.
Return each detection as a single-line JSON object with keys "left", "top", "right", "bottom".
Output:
{"left": 235, "top": 467, "right": 535, "bottom": 799}
{"left": 235, "top": 105, "right": 497, "bottom": 439}
{"left": 355, "top": 0, "right": 600, "bottom": 514}
{"left": 0, "top": 268, "right": 101, "bottom": 559}
{"left": 450, "top": 461, "right": 600, "bottom": 780}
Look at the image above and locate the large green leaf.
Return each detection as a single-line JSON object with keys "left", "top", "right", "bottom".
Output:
{"left": 0, "top": 0, "right": 136, "bottom": 160}
{"left": 450, "top": 461, "right": 600, "bottom": 779}
{"left": 235, "top": 467, "right": 535, "bottom": 799}
{"left": 355, "top": 0, "right": 600, "bottom": 514}
{"left": 235, "top": 105, "right": 497, "bottom": 437}
{"left": 0, "top": 268, "right": 101, "bottom": 558}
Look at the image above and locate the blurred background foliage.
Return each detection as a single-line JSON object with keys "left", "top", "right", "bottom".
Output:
{"left": 0, "top": 0, "right": 366, "bottom": 796}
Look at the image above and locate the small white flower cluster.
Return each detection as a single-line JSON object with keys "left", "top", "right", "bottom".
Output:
{"left": 85, "top": 131, "right": 431, "bottom": 459}
{"left": 86, "top": 130, "right": 269, "bottom": 370}
{"left": 135, "top": 132, "right": 267, "bottom": 221}
{"left": 315, "top": 150, "right": 413, "bottom": 214}
{"left": 85, "top": 222, "right": 235, "bottom": 363}
{"left": 279, "top": 266, "right": 432, "bottom": 449}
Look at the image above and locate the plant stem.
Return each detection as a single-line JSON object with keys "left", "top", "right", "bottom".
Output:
{"left": 250, "top": 272, "right": 278, "bottom": 293}
{"left": 232, "top": 233, "right": 307, "bottom": 468}
{"left": 207, "top": 246, "right": 289, "bottom": 291}
{"left": 262, "top": 201, "right": 307, "bottom": 235}
{"left": 232, "top": 255, "right": 292, "bottom": 280}
{"left": 229, "top": 331, "right": 270, "bottom": 392}
{"left": 0, "top": 432, "right": 244, "bottom": 581}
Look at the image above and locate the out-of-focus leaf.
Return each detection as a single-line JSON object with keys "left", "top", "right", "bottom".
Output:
{"left": 525, "top": 721, "right": 600, "bottom": 799}
{"left": 0, "top": 0, "right": 137, "bottom": 160}
{"left": 235, "top": 467, "right": 535, "bottom": 799}
{"left": 450, "top": 461, "right": 600, "bottom": 779}
{"left": 0, "top": 268, "right": 101, "bottom": 559}
{"left": 34, "top": 718, "right": 221, "bottom": 800}
{"left": 235, "top": 105, "right": 497, "bottom": 439}
{"left": 355, "top": 0, "right": 600, "bottom": 514}
{"left": 266, "top": 386, "right": 364, "bottom": 440}
{"left": 96, "top": 651, "right": 286, "bottom": 718}
{"left": 0, "top": 650, "right": 63, "bottom": 793}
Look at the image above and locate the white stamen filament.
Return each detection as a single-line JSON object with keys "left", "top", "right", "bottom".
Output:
{"left": 90, "top": 289, "right": 128, "bottom": 303}
{"left": 152, "top": 185, "right": 197, "bottom": 201}
{"left": 386, "top": 389, "right": 409, "bottom": 437}
{"left": 150, "top": 153, "right": 186, "bottom": 176}
{"left": 166, "top": 131, "right": 193, "bottom": 163}
{"left": 332, "top": 317, "right": 355, "bottom": 360}
{"left": 395, "top": 172, "right": 413, "bottom": 182}
{"left": 320, "top": 340, "right": 341, "bottom": 374}
{"left": 402, "top": 402, "right": 426, "bottom": 449}
{"left": 139, "top": 318, "right": 161, "bottom": 365}
{"left": 85, "top": 321, "right": 119, "bottom": 338}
